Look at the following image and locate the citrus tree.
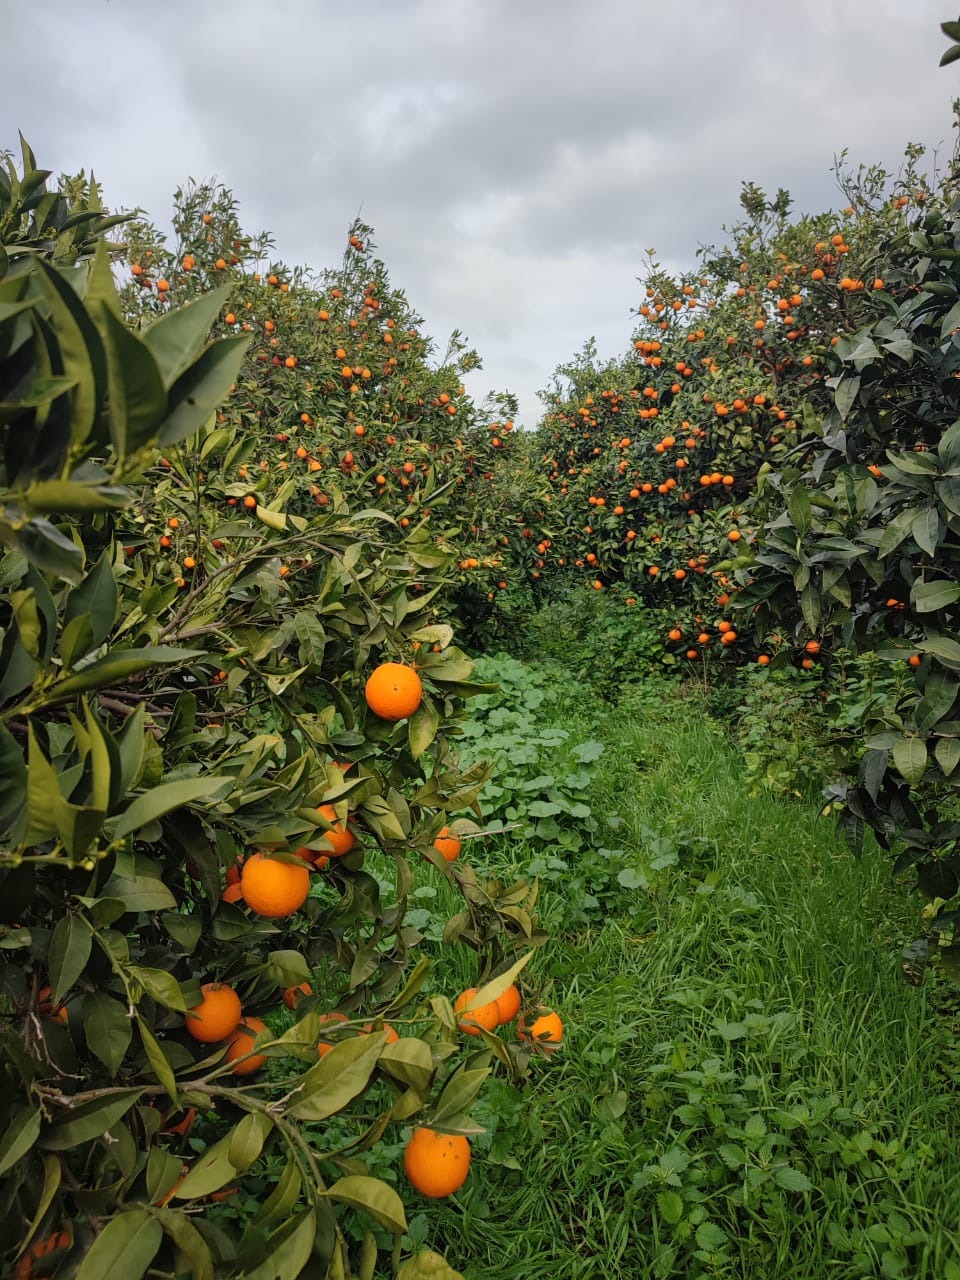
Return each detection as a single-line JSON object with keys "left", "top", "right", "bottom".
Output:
{"left": 0, "top": 142, "right": 549, "bottom": 1280}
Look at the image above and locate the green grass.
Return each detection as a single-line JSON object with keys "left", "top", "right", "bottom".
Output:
{"left": 405, "top": 676, "right": 960, "bottom": 1280}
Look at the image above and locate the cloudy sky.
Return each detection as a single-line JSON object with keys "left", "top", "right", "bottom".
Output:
{"left": 5, "top": 1, "right": 958, "bottom": 424}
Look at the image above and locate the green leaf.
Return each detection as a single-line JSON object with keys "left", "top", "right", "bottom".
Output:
{"left": 285, "top": 1031, "right": 386, "bottom": 1121}
{"left": 694, "top": 1221, "right": 728, "bottom": 1252}
{"left": 159, "top": 335, "right": 250, "bottom": 447}
{"left": 892, "top": 736, "right": 927, "bottom": 785}
{"left": 13, "top": 517, "right": 83, "bottom": 582}
{"left": 656, "top": 1188, "right": 684, "bottom": 1224}
{"left": 100, "top": 872, "right": 176, "bottom": 913}
{"left": 0, "top": 723, "right": 26, "bottom": 829}
{"left": 911, "top": 507, "right": 941, "bottom": 557}
{"left": 787, "top": 486, "right": 811, "bottom": 536}
{"left": 83, "top": 992, "right": 133, "bottom": 1074}
{"left": 24, "top": 724, "right": 61, "bottom": 845}
{"left": 0, "top": 1106, "right": 41, "bottom": 1176}
{"left": 940, "top": 42, "right": 960, "bottom": 66}
{"left": 35, "top": 259, "right": 104, "bottom": 447}
{"left": 127, "top": 965, "right": 188, "bottom": 1012}
{"left": 137, "top": 1017, "right": 178, "bottom": 1098}
{"left": 429, "top": 1065, "right": 489, "bottom": 1126}
{"left": 108, "top": 776, "right": 231, "bottom": 841}
{"left": 64, "top": 552, "right": 118, "bottom": 651}
{"left": 921, "top": 634, "right": 960, "bottom": 669}
{"left": 378, "top": 1037, "right": 434, "bottom": 1096}
{"left": 173, "top": 1131, "right": 239, "bottom": 1199}
{"left": 252, "top": 1161, "right": 302, "bottom": 1232}
{"left": 397, "top": 1253, "right": 465, "bottom": 1280}
{"left": 49, "top": 914, "right": 92, "bottom": 1004}
{"left": 95, "top": 301, "right": 166, "bottom": 456}
{"left": 408, "top": 699, "right": 440, "bottom": 760}
{"left": 49, "top": 645, "right": 204, "bottom": 702}
{"left": 878, "top": 509, "right": 916, "bottom": 558}
{"left": 774, "top": 1166, "right": 813, "bottom": 1192}
{"left": 324, "top": 1176, "right": 407, "bottom": 1235}
{"left": 152, "top": 1208, "right": 214, "bottom": 1280}
{"left": 912, "top": 579, "right": 960, "bottom": 613}
{"left": 935, "top": 736, "right": 960, "bottom": 777}
{"left": 75, "top": 1210, "right": 162, "bottom": 1280}
{"left": 244, "top": 1209, "right": 317, "bottom": 1280}
{"left": 264, "top": 950, "right": 312, "bottom": 988}
{"left": 835, "top": 375, "right": 860, "bottom": 421}
{"left": 142, "top": 286, "right": 232, "bottom": 387}
{"left": 40, "top": 1088, "right": 143, "bottom": 1150}
{"left": 228, "top": 1111, "right": 273, "bottom": 1172}
{"left": 800, "top": 584, "right": 821, "bottom": 633}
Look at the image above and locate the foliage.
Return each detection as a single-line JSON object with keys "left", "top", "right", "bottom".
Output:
{"left": 0, "top": 145, "right": 549, "bottom": 1280}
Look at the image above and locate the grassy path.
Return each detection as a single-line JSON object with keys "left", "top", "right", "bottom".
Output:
{"left": 421, "top": 677, "right": 960, "bottom": 1280}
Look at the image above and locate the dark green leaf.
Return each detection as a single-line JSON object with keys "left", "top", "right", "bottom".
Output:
{"left": 64, "top": 552, "right": 118, "bottom": 651}
{"left": 49, "top": 914, "right": 91, "bottom": 1004}
{"left": 109, "top": 776, "right": 230, "bottom": 841}
{"left": 48, "top": 645, "right": 204, "bottom": 702}
{"left": 75, "top": 1210, "right": 162, "bottom": 1280}
{"left": 0, "top": 1106, "right": 41, "bottom": 1176}
{"left": 142, "top": 287, "right": 231, "bottom": 387}
{"left": 159, "top": 335, "right": 250, "bottom": 447}
{"left": 40, "top": 1088, "right": 142, "bottom": 1149}
{"left": 95, "top": 302, "right": 166, "bottom": 456}
{"left": 83, "top": 992, "right": 132, "bottom": 1074}
{"left": 912, "top": 579, "right": 960, "bottom": 613}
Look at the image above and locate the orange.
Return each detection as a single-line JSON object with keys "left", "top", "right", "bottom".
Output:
{"left": 518, "top": 1007, "right": 563, "bottom": 1054}
{"left": 494, "top": 984, "right": 521, "bottom": 1025}
{"left": 317, "top": 1010, "right": 350, "bottom": 1056}
{"left": 364, "top": 662, "right": 423, "bottom": 720}
{"left": 316, "top": 804, "right": 356, "bottom": 857}
{"left": 186, "top": 982, "right": 242, "bottom": 1043}
{"left": 240, "top": 853, "right": 310, "bottom": 918}
{"left": 433, "top": 826, "right": 462, "bottom": 862}
{"left": 222, "top": 882, "right": 244, "bottom": 904}
{"left": 224, "top": 1016, "right": 268, "bottom": 1075}
{"left": 403, "top": 1127, "right": 471, "bottom": 1198}
{"left": 283, "top": 982, "right": 313, "bottom": 1010}
{"left": 454, "top": 988, "right": 500, "bottom": 1036}
{"left": 362, "top": 1020, "right": 400, "bottom": 1043}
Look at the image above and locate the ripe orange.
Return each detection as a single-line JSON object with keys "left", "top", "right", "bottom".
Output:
{"left": 240, "top": 854, "right": 311, "bottom": 918}
{"left": 224, "top": 1017, "right": 268, "bottom": 1075}
{"left": 362, "top": 1020, "right": 400, "bottom": 1043}
{"left": 186, "top": 982, "right": 242, "bottom": 1043}
{"left": 518, "top": 1007, "right": 563, "bottom": 1054}
{"left": 403, "top": 1127, "right": 471, "bottom": 1198}
{"left": 364, "top": 662, "right": 423, "bottom": 720}
{"left": 454, "top": 988, "right": 500, "bottom": 1036}
{"left": 283, "top": 982, "right": 313, "bottom": 1010}
{"left": 433, "top": 826, "right": 462, "bottom": 862}
{"left": 315, "top": 804, "right": 356, "bottom": 857}
{"left": 494, "top": 984, "right": 521, "bottom": 1025}
{"left": 222, "top": 882, "right": 244, "bottom": 904}
{"left": 317, "top": 1011, "right": 350, "bottom": 1056}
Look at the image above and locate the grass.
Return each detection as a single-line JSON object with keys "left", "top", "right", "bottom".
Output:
{"left": 403, "top": 674, "right": 960, "bottom": 1280}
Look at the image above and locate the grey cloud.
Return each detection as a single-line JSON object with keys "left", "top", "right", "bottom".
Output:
{"left": 3, "top": 0, "right": 956, "bottom": 424}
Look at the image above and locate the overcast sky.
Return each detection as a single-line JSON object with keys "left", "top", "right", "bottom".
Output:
{"left": 5, "top": 1, "right": 958, "bottom": 424}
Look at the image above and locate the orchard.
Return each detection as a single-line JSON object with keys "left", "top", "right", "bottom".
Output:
{"left": 3, "top": 16, "right": 960, "bottom": 1280}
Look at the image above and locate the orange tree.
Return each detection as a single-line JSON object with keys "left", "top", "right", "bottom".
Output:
{"left": 117, "top": 184, "right": 533, "bottom": 648}
{"left": 719, "top": 88, "right": 960, "bottom": 968}
{"left": 530, "top": 156, "right": 933, "bottom": 671}
{"left": 0, "top": 144, "right": 548, "bottom": 1280}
